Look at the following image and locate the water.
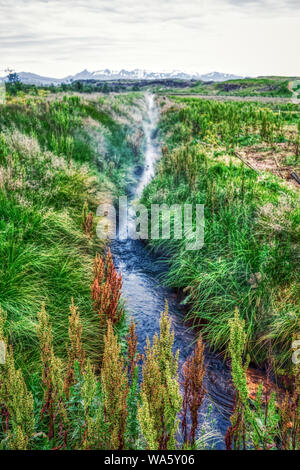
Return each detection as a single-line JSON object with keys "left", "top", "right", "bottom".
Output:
{"left": 111, "top": 93, "right": 234, "bottom": 447}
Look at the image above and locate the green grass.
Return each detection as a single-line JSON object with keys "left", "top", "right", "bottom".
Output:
{"left": 0, "top": 129, "right": 104, "bottom": 376}
{"left": 141, "top": 97, "right": 300, "bottom": 371}
{"left": 159, "top": 97, "right": 300, "bottom": 149}
{"left": 158, "top": 77, "right": 296, "bottom": 98}
{"left": 0, "top": 93, "right": 144, "bottom": 190}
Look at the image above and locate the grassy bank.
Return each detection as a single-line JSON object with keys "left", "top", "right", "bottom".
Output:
{"left": 0, "top": 92, "right": 144, "bottom": 375}
{"left": 142, "top": 96, "right": 300, "bottom": 371}
{"left": 1, "top": 90, "right": 300, "bottom": 450}
{"left": 7, "top": 76, "right": 297, "bottom": 100}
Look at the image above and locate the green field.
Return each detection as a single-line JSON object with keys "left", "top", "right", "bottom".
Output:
{"left": 0, "top": 92, "right": 144, "bottom": 375}
{"left": 0, "top": 85, "right": 300, "bottom": 450}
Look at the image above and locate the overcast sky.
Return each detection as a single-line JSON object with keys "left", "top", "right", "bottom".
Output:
{"left": 0, "top": 0, "right": 299, "bottom": 78}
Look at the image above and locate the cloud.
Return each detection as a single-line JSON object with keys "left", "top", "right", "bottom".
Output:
{"left": 0, "top": 0, "right": 299, "bottom": 77}
{"left": 223, "top": 0, "right": 300, "bottom": 11}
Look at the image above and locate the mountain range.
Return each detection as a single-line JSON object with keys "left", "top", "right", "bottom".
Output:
{"left": 0, "top": 69, "right": 244, "bottom": 85}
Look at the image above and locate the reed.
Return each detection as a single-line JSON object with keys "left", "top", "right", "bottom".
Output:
{"left": 226, "top": 309, "right": 300, "bottom": 450}
{"left": 0, "top": 307, "right": 34, "bottom": 450}
{"left": 37, "top": 304, "right": 68, "bottom": 445}
{"left": 64, "top": 299, "right": 85, "bottom": 397}
{"left": 91, "top": 250, "right": 123, "bottom": 327}
{"left": 101, "top": 320, "right": 128, "bottom": 449}
{"left": 226, "top": 309, "right": 251, "bottom": 449}
{"left": 126, "top": 319, "right": 139, "bottom": 382}
{"left": 0, "top": 92, "right": 145, "bottom": 374}
{"left": 138, "top": 303, "right": 182, "bottom": 450}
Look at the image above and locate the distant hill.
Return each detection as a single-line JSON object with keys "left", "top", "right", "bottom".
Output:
{"left": 0, "top": 69, "right": 244, "bottom": 85}
{"left": 69, "top": 69, "right": 244, "bottom": 82}
{"left": 3, "top": 72, "right": 63, "bottom": 85}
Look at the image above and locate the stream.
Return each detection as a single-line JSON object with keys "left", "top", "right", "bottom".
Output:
{"left": 110, "top": 93, "right": 234, "bottom": 448}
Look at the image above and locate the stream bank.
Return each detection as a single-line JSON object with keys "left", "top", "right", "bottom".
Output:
{"left": 110, "top": 93, "right": 235, "bottom": 447}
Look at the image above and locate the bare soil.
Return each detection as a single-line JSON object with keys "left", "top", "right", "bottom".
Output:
{"left": 236, "top": 142, "right": 300, "bottom": 188}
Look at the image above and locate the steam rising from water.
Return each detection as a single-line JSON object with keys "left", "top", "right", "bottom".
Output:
{"left": 122, "top": 93, "right": 161, "bottom": 239}
{"left": 136, "top": 93, "right": 161, "bottom": 197}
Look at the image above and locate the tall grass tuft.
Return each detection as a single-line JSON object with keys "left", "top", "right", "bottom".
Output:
{"left": 142, "top": 96, "right": 300, "bottom": 370}
{"left": 138, "top": 302, "right": 182, "bottom": 450}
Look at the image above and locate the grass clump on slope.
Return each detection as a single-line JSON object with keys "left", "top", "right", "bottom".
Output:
{"left": 142, "top": 97, "right": 300, "bottom": 371}
{"left": 0, "top": 93, "right": 144, "bottom": 376}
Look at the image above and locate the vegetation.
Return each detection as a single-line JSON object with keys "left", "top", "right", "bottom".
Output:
{"left": 0, "top": 92, "right": 144, "bottom": 188}
{"left": 1, "top": 297, "right": 299, "bottom": 450}
{"left": 0, "top": 85, "right": 300, "bottom": 450}
{"left": 0, "top": 300, "right": 213, "bottom": 450}
{"left": 138, "top": 303, "right": 182, "bottom": 450}
{"left": 5, "top": 75, "right": 299, "bottom": 99}
{"left": 226, "top": 309, "right": 300, "bottom": 450}
{"left": 215, "top": 78, "right": 293, "bottom": 98}
{"left": 160, "top": 77, "right": 296, "bottom": 98}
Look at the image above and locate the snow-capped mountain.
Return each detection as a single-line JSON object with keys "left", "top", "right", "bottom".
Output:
{"left": 0, "top": 69, "right": 244, "bottom": 85}
{"left": 199, "top": 71, "right": 244, "bottom": 82}
{"left": 69, "top": 69, "right": 243, "bottom": 82}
